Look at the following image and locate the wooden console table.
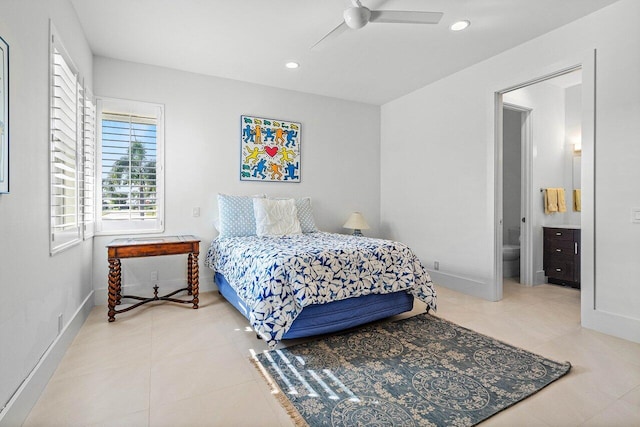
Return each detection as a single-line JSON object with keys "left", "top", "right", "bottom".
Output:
{"left": 107, "top": 235, "right": 200, "bottom": 322}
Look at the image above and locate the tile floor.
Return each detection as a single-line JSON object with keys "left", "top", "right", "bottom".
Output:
{"left": 23, "top": 279, "right": 640, "bottom": 426}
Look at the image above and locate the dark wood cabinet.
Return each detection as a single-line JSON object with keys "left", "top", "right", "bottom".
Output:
{"left": 543, "top": 227, "right": 580, "bottom": 289}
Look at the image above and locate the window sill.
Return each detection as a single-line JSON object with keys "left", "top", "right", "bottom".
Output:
{"left": 50, "top": 238, "right": 82, "bottom": 256}
{"left": 94, "top": 227, "right": 165, "bottom": 237}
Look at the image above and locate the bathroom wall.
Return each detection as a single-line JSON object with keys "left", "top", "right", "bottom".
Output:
{"left": 502, "top": 108, "right": 522, "bottom": 246}
{"left": 564, "top": 84, "right": 582, "bottom": 226}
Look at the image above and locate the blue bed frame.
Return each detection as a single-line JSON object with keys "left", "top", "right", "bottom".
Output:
{"left": 215, "top": 272, "right": 415, "bottom": 339}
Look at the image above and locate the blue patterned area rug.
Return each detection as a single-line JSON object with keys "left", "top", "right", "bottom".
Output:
{"left": 253, "top": 313, "right": 571, "bottom": 426}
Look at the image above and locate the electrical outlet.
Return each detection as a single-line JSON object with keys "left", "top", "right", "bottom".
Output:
{"left": 57, "top": 313, "right": 63, "bottom": 334}
{"left": 434, "top": 261, "right": 440, "bottom": 271}
{"left": 192, "top": 207, "right": 200, "bottom": 217}
{"left": 151, "top": 271, "right": 158, "bottom": 281}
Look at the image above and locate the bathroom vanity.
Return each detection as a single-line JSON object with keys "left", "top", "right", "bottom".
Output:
{"left": 543, "top": 226, "right": 581, "bottom": 289}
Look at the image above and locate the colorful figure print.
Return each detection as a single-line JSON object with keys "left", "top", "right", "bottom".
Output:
{"left": 279, "top": 147, "right": 295, "bottom": 164}
{"left": 242, "top": 124, "right": 254, "bottom": 143}
{"left": 252, "top": 158, "right": 268, "bottom": 179}
{"left": 245, "top": 146, "right": 263, "bottom": 165}
{"left": 285, "top": 130, "right": 297, "bottom": 147}
{"left": 240, "top": 115, "right": 301, "bottom": 182}
{"left": 269, "top": 162, "right": 283, "bottom": 180}
{"left": 253, "top": 125, "right": 263, "bottom": 144}
{"left": 284, "top": 162, "right": 299, "bottom": 181}
{"left": 263, "top": 127, "right": 275, "bottom": 142}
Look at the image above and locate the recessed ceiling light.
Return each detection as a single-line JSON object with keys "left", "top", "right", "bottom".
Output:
{"left": 285, "top": 61, "right": 300, "bottom": 69}
{"left": 450, "top": 20, "right": 470, "bottom": 31}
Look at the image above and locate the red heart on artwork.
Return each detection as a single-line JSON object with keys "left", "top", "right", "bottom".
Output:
{"left": 265, "top": 146, "right": 278, "bottom": 157}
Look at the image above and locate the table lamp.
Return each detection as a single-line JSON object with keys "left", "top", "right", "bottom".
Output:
{"left": 343, "top": 212, "right": 370, "bottom": 236}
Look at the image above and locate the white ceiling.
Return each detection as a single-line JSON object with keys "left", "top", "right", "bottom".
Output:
{"left": 70, "top": 0, "right": 619, "bottom": 105}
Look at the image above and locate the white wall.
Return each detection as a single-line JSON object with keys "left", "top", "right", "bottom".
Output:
{"left": 91, "top": 57, "right": 381, "bottom": 303}
{"left": 0, "top": 0, "right": 94, "bottom": 422}
{"left": 381, "top": 0, "right": 640, "bottom": 342}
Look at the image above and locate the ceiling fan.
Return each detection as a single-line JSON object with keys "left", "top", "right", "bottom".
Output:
{"left": 312, "top": 0, "right": 444, "bottom": 50}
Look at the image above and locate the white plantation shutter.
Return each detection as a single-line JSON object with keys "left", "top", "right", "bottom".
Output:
{"left": 50, "top": 39, "right": 81, "bottom": 253}
{"left": 97, "top": 98, "right": 164, "bottom": 234}
{"left": 82, "top": 88, "right": 96, "bottom": 238}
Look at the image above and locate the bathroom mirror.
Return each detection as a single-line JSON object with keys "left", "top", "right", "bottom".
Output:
{"left": 0, "top": 35, "right": 8, "bottom": 194}
{"left": 572, "top": 155, "right": 581, "bottom": 190}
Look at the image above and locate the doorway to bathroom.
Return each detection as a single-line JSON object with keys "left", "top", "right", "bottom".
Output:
{"left": 502, "top": 104, "right": 531, "bottom": 284}
{"left": 497, "top": 67, "right": 583, "bottom": 290}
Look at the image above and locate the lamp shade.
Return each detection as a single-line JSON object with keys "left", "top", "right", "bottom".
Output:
{"left": 343, "top": 212, "right": 370, "bottom": 230}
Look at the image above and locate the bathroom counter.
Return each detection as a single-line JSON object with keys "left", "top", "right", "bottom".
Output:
{"left": 543, "top": 227, "right": 581, "bottom": 289}
{"left": 547, "top": 224, "right": 581, "bottom": 229}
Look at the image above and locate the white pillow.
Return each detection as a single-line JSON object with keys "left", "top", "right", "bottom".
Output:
{"left": 253, "top": 198, "right": 302, "bottom": 236}
{"left": 270, "top": 197, "right": 318, "bottom": 233}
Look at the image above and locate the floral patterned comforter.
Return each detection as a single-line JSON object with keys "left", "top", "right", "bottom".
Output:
{"left": 205, "top": 232, "right": 437, "bottom": 347}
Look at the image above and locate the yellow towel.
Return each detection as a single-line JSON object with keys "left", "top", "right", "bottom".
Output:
{"left": 545, "top": 188, "right": 558, "bottom": 214}
{"left": 574, "top": 189, "right": 581, "bottom": 212}
{"left": 544, "top": 190, "right": 549, "bottom": 214}
{"left": 557, "top": 188, "right": 566, "bottom": 213}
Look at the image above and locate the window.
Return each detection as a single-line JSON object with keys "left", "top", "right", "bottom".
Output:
{"left": 96, "top": 98, "right": 164, "bottom": 234}
{"left": 50, "top": 29, "right": 81, "bottom": 254}
{"left": 82, "top": 89, "right": 96, "bottom": 239}
{"left": 50, "top": 25, "right": 96, "bottom": 254}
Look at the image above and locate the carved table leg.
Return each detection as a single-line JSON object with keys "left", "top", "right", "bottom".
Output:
{"left": 187, "top": 253, "right": 193, "bottom": 296}
{"left": 189, "top": 252, "right": 199, "bottom": 309}
{"left": 108, "top": 258, "right": 121, "bottom": 322}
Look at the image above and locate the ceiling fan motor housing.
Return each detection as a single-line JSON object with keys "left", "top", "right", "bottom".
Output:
{"left": 344, "top": 6, "right": 371, "bottom": 29}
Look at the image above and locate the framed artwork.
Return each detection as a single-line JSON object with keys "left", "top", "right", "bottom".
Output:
{"left": 0, "top": 35, "right": 8, "bottom": 193}
{"left": 240, "top": 115, "right": 300, "bottom": 182}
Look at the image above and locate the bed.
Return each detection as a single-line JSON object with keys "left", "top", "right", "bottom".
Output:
{"left": 205, "top": 231, "right": 437, "bottom": 348}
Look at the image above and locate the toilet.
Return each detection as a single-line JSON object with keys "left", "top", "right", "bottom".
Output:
{"left": 503, "top": 228, "right": 520, "bottom": 278}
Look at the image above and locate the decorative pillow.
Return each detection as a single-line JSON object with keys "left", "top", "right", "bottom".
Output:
{"left": 295, "top": 197, "right": 318, "bottom": 233}
{"left": 253, "top": 198, "right": 302, "bottom": 236}
{"left": 217, "top": 194, "right": 265, "bottom": 237}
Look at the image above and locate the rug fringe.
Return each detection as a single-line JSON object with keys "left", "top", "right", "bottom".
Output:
{"left": 250, "top": 355, "right": 309, "bottom": 427}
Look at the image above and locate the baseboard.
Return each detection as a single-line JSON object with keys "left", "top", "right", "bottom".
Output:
{"left": 92, "top": 273, "right": 215, "bottom": 306}
{"left": 426, "top": 269, "right": 495, "bottom": 301}
{"left": 534, "top": 269, "right": 546, "bottom": 285}
{"left": 582, "top": 306, "right": 640, "bottom": 344}
{"left": 0, "top": 291, "right": 95, "bottom": 427}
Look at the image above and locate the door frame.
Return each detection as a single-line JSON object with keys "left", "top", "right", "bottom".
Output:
{"left": 502, "top": 103, "right": 533, "bottom": 285}
{"left": 494, "top": 64, "right": 584, "bottom": 299}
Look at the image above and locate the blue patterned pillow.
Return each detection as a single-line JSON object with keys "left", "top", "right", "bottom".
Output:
{"left": 295, "top": 197, "right": 318, "bottom": 233}
{"left": 217, "top": 194, "right": 265, "bottom": 237}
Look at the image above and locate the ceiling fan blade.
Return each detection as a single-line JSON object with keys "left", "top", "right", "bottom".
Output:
{"left": 311, "top": 21, "right": 349, "bottom": 51}
{"left": 369, "top": 10, "right": 443, "bottom": 25}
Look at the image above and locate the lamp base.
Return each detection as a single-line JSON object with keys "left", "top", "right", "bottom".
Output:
{"left": 352, "top": 229, "right": 362, "bottom": 236}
